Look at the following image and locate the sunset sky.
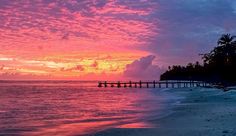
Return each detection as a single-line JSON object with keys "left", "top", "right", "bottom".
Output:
{"left": 0, "top": 0, "right": 236, "bottom": 80}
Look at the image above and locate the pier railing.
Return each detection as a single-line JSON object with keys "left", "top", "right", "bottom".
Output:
{"left": 98, "top": 80, "right": 210, "bottom": 88}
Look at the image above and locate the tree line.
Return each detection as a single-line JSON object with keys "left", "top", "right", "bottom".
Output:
{"left": 160, "top": 34, "right": 236, "bottom": 86}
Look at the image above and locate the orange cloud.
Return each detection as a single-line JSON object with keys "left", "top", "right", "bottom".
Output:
{"left": 0, "top": 51, "right": 147, "bottom": 79}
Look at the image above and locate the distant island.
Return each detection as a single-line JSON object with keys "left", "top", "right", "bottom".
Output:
{"left": 161, "top": 34, "right": 236, "bottom": 87}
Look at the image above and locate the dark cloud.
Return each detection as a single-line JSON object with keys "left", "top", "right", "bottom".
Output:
{"left": 61, "top": 33, "right": 70, "bottom": 40}
{"left": 142, "top": 0, "right": 236, "bottom": 66}
{"left": 124, "top": 55, "right": 164, "bottom": 80}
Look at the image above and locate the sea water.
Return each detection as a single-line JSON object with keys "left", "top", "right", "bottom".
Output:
{"left": 0, "top": 80, "right": 172, "bottom": 136}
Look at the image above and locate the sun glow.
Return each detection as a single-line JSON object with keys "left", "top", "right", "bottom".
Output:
{"left": 0, "top": 51, "right": 147, "bottom": 80}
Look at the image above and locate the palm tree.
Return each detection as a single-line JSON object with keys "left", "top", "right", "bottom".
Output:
{"left": 216, "top": 34, "right": 236, "bottom": 64}
{"left": 217, "top": 34, "right": 235, "bottom": 46}
{"left": 202, "top": 34, "right": 236, "bottom": 65}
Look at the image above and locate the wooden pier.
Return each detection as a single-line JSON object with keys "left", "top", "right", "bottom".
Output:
{"left": 98, "top": 80, "right": 209, "bottom": 88}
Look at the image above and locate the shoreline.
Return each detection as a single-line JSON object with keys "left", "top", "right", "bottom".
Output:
{"left": 93, "top": 87, "right": 236, "bottom": 136}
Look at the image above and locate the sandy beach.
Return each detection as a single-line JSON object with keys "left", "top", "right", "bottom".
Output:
{"left": 94, "top": 87, "right": 236, "bottom": 136}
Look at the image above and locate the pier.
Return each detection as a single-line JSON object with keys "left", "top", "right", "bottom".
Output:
{"left": 98, "top": 80, "right": 209, "bottom": 88}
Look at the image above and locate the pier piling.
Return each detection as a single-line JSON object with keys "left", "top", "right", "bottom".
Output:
{"left": 104, "top": 81, "right": 107, "bottom": 87}
{"left": 124, "top": 83, "right": 127, "bottom": 88}
{"left": 117, "top": 81, "right": 121, "bottom": 88}
{"left": 129, "top": 81, "right": 132, "bottom": 88}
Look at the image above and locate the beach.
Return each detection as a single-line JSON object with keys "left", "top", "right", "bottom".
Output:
{"left": 94, "top": 87, "right": 236, "bottom": 136}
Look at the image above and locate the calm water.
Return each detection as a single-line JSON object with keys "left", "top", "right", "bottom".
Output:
{"left": 0, "top": 81, "right": 169, "bottom": 136}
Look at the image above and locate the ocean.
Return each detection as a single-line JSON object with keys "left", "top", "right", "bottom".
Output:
{"left": 0, "top": 80, "right": 172, "bottom": 136}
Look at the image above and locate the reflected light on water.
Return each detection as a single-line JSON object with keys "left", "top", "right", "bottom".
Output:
{"left": 0, "top": 81, "right": 163, "bottom": 136}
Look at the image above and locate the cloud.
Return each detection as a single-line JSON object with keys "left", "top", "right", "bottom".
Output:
{"left": 90, "top": 61, "right": 98, "bottom": 68}
{"left": 1, "top": 0, "right": 236, "bottom": 80}
{"left": 0, "top": 0, "right": 154, "bottom": 79}
{"left": 60, "top": 65, "right": 84, "bottom": 72}
{"left": 0, "top": 65, "right": 4, "bottom": 70}
{"left": 76, "top": 65, "right": 84, "bottom": 71}
{"left": 0, "top": 0, "right": 155, "bottom": 53}
{"left": 142, "top": 0, "right": 236, "bottom": 66}
{"left": 123, "top": 55, "right": 164, "bottom": 80}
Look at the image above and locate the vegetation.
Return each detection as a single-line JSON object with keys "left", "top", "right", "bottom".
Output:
{"left": 160, "top": 34, "right": 236, "bottom": 86}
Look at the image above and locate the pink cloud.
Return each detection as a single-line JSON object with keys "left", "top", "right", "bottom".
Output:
{"left": 124, "top": 55, "right": 165, "bottom": 80}
{"left": 0, "top": 0, "right": 156, "bottom": 53}
{"left": 0, "top": 1, "right": 157, "bottom": 79}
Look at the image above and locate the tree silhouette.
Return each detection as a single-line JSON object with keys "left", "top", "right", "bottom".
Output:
{"left": 203, "top": 34, "right": 236, "bottom": 65}
{"left": 161, "top": 34, "right": 236, "bottom": 86}
{"left": 217, "top": 34, "right": 235, "bottom": 46}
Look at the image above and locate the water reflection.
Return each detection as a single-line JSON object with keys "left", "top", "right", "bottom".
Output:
{"left": 0, "top": 81, "right": 163, "bottom": 135}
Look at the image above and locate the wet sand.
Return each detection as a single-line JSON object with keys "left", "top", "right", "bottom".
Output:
{"left": 93, "top": 87, "right": 236, "bottom": 136}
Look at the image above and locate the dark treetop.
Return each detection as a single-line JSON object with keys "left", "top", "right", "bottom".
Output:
{"left": 160, "top": 34, "right": 236, "bottom": 86}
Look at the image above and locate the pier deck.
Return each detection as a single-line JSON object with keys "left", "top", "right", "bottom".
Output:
{"left": 98, "top": 80, "right": 209, "bottom": 88}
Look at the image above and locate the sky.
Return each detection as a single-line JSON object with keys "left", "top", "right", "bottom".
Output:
{"left": 0, "top": 0, "right": 236, "bottom": 80}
